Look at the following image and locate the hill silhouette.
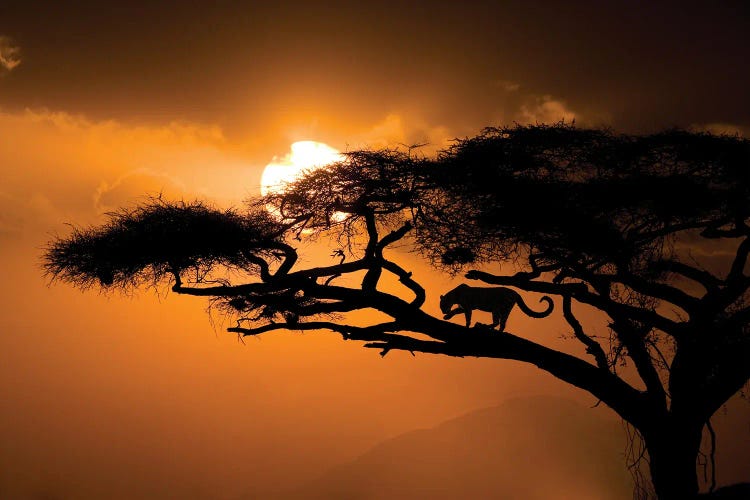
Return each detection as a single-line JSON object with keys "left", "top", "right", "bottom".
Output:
{"left": 250, "top": 396, "right": 634, "bottom": 500}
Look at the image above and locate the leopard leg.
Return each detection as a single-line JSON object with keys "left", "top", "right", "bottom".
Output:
{"left": 490, "top": 311, "right": 501, "bottom": 329}
{"left": 496, "top": 305, "right": 512, "bottom": 332}
{"left": 497, "top": 315, "right": 507, "bottom": 332}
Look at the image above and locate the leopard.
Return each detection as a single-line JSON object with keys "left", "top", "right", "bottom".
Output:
{"left": 439, "top": 284, "right": 553, "bottom": 331}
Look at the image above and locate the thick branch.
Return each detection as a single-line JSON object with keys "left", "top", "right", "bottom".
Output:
{"left": 609, "top": 318, "right": 668, "bottom": 410}
{"left": 228, "top": 320, "right": 404, "bottom": 343}
{"left": 466, "top": 269, "right": 684, "bottom": 336}
{"left": 581, "top": 272, "right": 671, "bottom": 407}
{"left": 171, "top": 259, "right": 372, "bottom": 297}
{"left": 362, "top": 210, "right": 381, "bottom": 291}
{"left": 651, "top": 259, "right": 722, "bottom": 294}
{"left": 696, "top": 237, "right": 750, "bottom": 322}
{"left": 227, "top": 311, "right": 648, "bottom": 427}
{"left": 269, "top": 241, "right": 299, "bottom": 278}
{"left": 694, "top": 332, "right": 750, "bottom": 421}
{"left": 366, "top": 328, "right": 650, "bottom": 428}
{"left": 290, "top": 299, "right": 369, "bottom": 316}
{"left": 465, "top": 269, "right": 588, "bottom": 296}
{"left": 377, "top": 221, "right": 413, "bottom": 251}
{"left": 300, "top": 283, "right": 435, "bottom": 330}
{"left": 612, "top": 270, "right": 699, "bottom": 314}
{"left": 243, "top": 254, "right": 272, "bottom": 281}
{"left": 720, "top": 237, "right": 750, "bottom": 307}
{"left": 382, "top": 259, "right": 426, "bottom": 307}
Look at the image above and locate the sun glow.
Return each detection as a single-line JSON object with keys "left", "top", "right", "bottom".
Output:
{"left": 260, "top": 141, "right": 343, "bottom": 196}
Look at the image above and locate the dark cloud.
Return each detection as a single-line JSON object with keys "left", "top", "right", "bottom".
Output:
{"left": 0, "top": 1, "right": 747, "bottom": 134}
{"left": 0, "top": 35, "right": 20, "bottom": 72}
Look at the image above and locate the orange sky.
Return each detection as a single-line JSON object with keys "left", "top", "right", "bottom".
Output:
{"left": 1, "top": 2, "right": 749, "bottom": 498}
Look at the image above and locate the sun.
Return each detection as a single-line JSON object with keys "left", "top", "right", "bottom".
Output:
{"left": 260, "top": 141, "right": 343, "bottom": 196}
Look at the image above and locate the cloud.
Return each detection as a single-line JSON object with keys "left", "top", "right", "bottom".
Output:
{"left": 517, "top": 95, "right": 577, "bottom": 125}
{"left": 349, "top": 113, "right": 453, "bottom": 154}
{"left": 0, "top": 109, "right": 262, "bottom": 241}
{"left": 0, "top": 35, "right": 21, "bottom": 72}
{"left": 93, "top": 169, "right": 189, "bottom": 213}
{"left": 494, "top": 79, "right": 521, "bottom": 92}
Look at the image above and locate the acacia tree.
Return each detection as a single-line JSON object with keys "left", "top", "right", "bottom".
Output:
{"left": 44, "top": 124, "right": 750, "bottom": 499}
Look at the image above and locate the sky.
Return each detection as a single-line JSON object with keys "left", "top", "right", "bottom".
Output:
{"left": 1, "top": 1, "right": 749, "bottom": 498}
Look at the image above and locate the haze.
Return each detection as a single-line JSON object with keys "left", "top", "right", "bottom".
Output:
{"left": 1, "top": 2, "right": 749, "bottom": 498}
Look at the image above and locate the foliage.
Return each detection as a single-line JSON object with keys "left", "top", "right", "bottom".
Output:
{"left": 43, "top": 198, "right": 286, "bottom": 290}
{"left": 417, "top": 125, "right": 749, "bottom": 268}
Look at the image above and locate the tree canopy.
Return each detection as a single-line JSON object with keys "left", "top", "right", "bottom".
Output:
{"left": 44, "top": 124, "right": 750, "bottom": 499}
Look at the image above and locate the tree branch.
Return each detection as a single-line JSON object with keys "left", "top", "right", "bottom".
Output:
{"left": 650, "top": 259, "right": 722, "bottom": 294}
{"left": 612, "top": 270, "right": 699, "bottom": 314}
{"left": 562, "top": 296, "right": 609, "bottom": 371}
{"left": 228, "top": 320, "right": 404, "bottom": 343}
{"left": 609, "top": 318, "right": 668, "bottom": 410}
{"left": 243, "top": 253, "right": 272, "bottom": 281}
{"left": 171, "top": 259, "right": 372, "bottom": 297}
{"left": 466, "top": 269, "right": 684, "bottom": 337}
{"left": 377, "top": 221, "right": 413, "bottom": 251}
{"left": 696, "top": 237, "right": 750, "bottom": 322}
{"left": 362, "top": 210, "right": 382, "bottom": 291}
{"left": 465, "top": 269, "right": 588, "bottom": 296}
{"left": 724, "top": 236, "right": 750, "bottom": 295}
{"left": 382, "top": 259, "right": 426, "bottom": 307}
{"left": 366, "top": 327, "right": 650, "bottom": 428}
{"left": 268, "top": 241, "right": 299, "bottom": 278}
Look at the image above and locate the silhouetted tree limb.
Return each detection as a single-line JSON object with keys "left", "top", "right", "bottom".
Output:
{"left": 650, "top": 259, "right": 722, "bottom": 293}
{"left": 562, "top": 295, "right": 609, "bottom": 371}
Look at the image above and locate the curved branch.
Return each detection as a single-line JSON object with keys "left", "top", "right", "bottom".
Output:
{"left": 243, "top": 253, "right": 272, "bottom": 281}
{"left": 609, "top": 318, "right": 668, "bottom": 409}
{"left": 268, "top": 242, "right": 299, "bottom": 278}
{"left": 695, "top": 237, "right": 750, "bottom": 322}
{"left": 362, "top": 210, "right": 381, "bottom": 291}
{"left": 718, "top": 237, "right": 750, "bottom": 308}
{"left": 612, "top": 270, "right": 699, "bottom": 314}
{"left": 377, "top": 221, "right": 413, "bottom": 251}
{"left": 238, "top": 242, "right": 298, "bottom": 283}
{"left": 382, "top": 259, "right": 425, "bottom": 307}
{"left": 562, "top": 296, "right": 609, "bottom": 371}
{"left": 650, "top": 259, "right": 722, "bottom": 294}
{"left": 465, "top": 269, "right": 587, "bottom": 295}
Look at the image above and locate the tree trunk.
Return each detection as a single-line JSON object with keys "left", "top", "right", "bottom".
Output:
{"left": 644, "top": 420, "right": 703, "bottom": 500}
